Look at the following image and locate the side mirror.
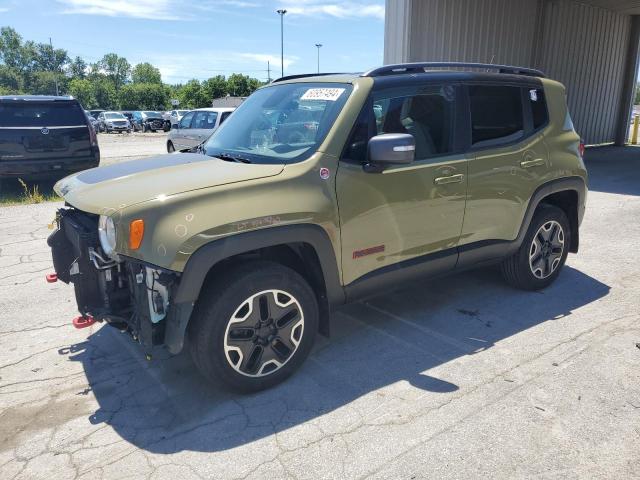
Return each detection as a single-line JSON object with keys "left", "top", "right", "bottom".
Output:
{"left": 172, "top": 123, "right": 180, "bottom": 130}
{"left": 365, "top": 133, "right": 415, "bottom": 173}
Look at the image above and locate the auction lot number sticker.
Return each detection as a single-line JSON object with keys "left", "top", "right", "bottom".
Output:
{"left": 301, "top": 88, "right": 345, "bottom": 101}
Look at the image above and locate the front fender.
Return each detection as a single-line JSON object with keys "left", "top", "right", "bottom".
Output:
{"left": 165, "top": 224, "right": 344, "bottom": 354}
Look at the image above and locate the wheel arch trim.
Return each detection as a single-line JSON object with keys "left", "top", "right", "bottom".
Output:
{"left": 173, "top": 224, "right": 344, "bottom": 306}
{"left": 165, "top": 224, "right": 344, "bottom": 354}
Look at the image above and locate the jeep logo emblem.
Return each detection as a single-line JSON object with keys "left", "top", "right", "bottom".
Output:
{"left": 41, "top": 128, "right": 49, "bottom": 135}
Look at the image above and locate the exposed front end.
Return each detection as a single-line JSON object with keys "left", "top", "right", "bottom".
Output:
{"left": 48, "top": 207, "right": 179, "bottom": 350}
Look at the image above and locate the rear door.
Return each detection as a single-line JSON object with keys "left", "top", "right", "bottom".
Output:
{"left": 460, "top": 84, "right": 550, "bottom": 250}
{"left": 0, "top": 100, "right": 92, "bottom": 163}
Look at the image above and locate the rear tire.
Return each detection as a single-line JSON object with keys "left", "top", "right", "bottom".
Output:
{"left": 501, "top": 204, "right": 570, "bottom": 291}
{"left": 188, "top": 261, "right": 318, "bottom": 392}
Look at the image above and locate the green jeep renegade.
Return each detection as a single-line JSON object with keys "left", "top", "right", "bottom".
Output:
{"left": 48, "top": 62, "right": 587, "bottom": 392}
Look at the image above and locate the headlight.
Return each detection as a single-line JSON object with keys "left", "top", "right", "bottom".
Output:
{"left": 98, "top": 215, "right": 117, "bottom": 259}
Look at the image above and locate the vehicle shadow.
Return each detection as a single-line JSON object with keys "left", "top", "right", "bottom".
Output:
{"left": 585, "top": 145, "right": 640, "bottom": 196}
{"left": 60, "top": 265, "right": 609, "bottom": 454}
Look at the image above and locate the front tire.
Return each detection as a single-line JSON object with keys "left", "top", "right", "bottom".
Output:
{"left": 188, "top": 261, "right": 318, "bottom": 392}
{"left": 501, "top": 204, "right": 570, "bottom": 290}
{"left": 167, "top": 141, "right": 175, "bottom": 153}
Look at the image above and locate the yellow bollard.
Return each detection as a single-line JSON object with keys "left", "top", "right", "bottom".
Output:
{"left": 632, "top": 115, "right": 640, "bottom": 145}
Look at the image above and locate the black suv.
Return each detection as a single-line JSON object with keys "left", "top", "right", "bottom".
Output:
{"left": 0, "top": 95, "right": 100, "bottom": 179}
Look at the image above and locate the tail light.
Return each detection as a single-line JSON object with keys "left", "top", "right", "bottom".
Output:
{"left": 578, "top": 141, "right": 585, "bottom": 159}
{"left": 87, "top": 118, "right": 98, "bottom": 147}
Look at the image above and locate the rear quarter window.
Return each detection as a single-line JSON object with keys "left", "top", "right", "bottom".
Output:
{"left": 528, "top": 87, "right": 549, "bottom": 130}
{"left": 0, "top": 101, "right": 86, "bottom": 127}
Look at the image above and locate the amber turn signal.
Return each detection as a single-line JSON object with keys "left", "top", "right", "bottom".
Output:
{"left": 129, "top": 219, "right": 144, "bottom": 250}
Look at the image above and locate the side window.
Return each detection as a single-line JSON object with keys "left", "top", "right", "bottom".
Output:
{"left": 373, "top": 86, "right": 456, "bottom": 159}
{"left": 528, "top": 87, "right": 548, "bottom": 130}
{"left": 179, "top": 111, "right": 194, "bottom": 129}
{"left": 469, "top": 85, "right": 523, "bottom": 147}
{"left": 220, "top": 111, "right": 232, "bottom": 124}
{"left": 343, "top": 104, "right": 372, "bottom": 164}
{"left": 205, "top": 112, "right": 218, "bottom": 129}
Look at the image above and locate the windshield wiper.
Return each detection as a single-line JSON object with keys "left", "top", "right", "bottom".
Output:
{"left": 214, "top": 152, "right": 252, "bottom": 164}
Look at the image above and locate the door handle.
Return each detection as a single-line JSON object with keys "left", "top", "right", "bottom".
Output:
{"left": 520, "top": 158, "right": 545, "bottom": 168}
{"left": 434, "top": 174, "right": 464, "bottom": 185}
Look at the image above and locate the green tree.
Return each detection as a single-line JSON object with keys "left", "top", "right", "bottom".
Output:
{"left": 202, "top": 75, "right": 227, "bottom": 100}
{"left": 68, "top": 78, "right": 96, "bottom": 109}
{"left": 0, "top": 27, "right": 25, "bottom": 71}
{"left": 98, "top": 53, "right": 130, "bottom": 91}
{"left": 131, "top": 62, "right": 162, "bottom": 84}
{"left": 118, "top": 83, "right": 169, "bottom": 110}
{"left": 68, "top": 56, "right": 88, "bottom": 79}
{"left": 92, "top": 76, "right": 117, "bottom": 109}
{"left": 33, "top": 42, "right": 69, "bottom": 73}
{"left": 177, "top": 79, "right": 209, "bottom": 108}
{"left": 0, "top": 65, "right": 22, "bottom": 92}
{"left": 30, "top": 71, "right": 68, "bottom": 95}
{"left": 226, "top": 73, "right": 261, "bottom": 97}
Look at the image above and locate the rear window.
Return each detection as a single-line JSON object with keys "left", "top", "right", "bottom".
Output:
{"left": 528, "top": 88, "right": 548, "bottom": 130}
{"left": 469, "top": 85, "right": 524, "bottom": 147}
{"left": 0, "top": 101, "right": 86, "bottom": 127}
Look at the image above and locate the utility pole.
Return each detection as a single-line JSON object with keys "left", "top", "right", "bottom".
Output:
{"left": 276, "top": 9, "right": 287, "bottom": 77}
{"left": 49, "top": 37, "right": 59, "bottom": 96}
{"left": 267, "top": 61, "right": 271, "bottom": 83}
{"left": 315, "top": 44, "right": 323, "bottom": 74}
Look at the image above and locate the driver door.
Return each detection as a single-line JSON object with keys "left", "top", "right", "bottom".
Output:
{"left": 173, "top": 111, "right": 195, "bottom": 149}
{"left": 336, "top": 84, "right": 468, "bottom": 286}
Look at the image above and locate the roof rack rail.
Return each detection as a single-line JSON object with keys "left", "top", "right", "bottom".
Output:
{"left": 361, "top": 62, "right": 545, "bottom": 78}
{"left": 271, "top": 72, "right": 347, "bottom": 83}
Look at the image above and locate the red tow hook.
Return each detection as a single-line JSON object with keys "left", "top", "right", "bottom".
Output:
{"left": 72, "top": 316, "right": 96, "bottom": 329}
{"left": 45, "top": 273, "right": 58, "bottom": 283}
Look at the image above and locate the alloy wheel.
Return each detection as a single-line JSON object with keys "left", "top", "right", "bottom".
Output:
{"left": 529, "top": 220, "right": 565, "bottom": 279}
{"left": 223, "top": 289, "right": 304, "bottom": 377}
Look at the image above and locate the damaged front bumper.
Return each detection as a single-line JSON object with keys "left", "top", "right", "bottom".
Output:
{"left": 47, "top": 207, "right": 189, "bottom": 353}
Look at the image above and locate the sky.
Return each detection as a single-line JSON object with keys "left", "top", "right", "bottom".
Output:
{"left": 0, "top": 0, "right": 385, "bottom": 84}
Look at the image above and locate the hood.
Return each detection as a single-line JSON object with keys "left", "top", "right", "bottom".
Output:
{"left": 55, "top": 153, "right": 284, "bottom": 214}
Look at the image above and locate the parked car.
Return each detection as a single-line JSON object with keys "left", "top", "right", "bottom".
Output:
{"left": 97, "top": 111, "right": 131, "bottom": 133}
{"left": 131, "top": 111, "right": 166, "bottom": 132}
{"left": 164, "top": 109, "right": 189, "bottom": 128}
{"left": 166, "top": 108, "right": 234, "bottom": 152}
{"left": 48, "top": 63, "right": 586, "bottom": 392}
{"left": 88, "top": 109, "right": 105, "bottom": 119}
{"left": 85, "top": 110, "right": 99, "bottom": 131}
{"left": 0, "top": 95, "right": 99, "bottom": 179}
{"left": 120, "top": 111, "right": 134, "bottom": 123}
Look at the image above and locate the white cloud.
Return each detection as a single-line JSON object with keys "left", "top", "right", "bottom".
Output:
{"left": 279, "top": 1, "right": 384, "bottom": 20}
{"left": 240, "top": 53, "right": 297, "bottom": 70}
{"left": 142, "top": 50, "right": 298, "bottom": 83}
{"left": 57, "top": 0, "right": 184, "bottom": 20}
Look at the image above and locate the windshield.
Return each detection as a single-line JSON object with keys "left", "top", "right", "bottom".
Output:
{"left": 143, "top": 111, "right": 162, "bottom": 117}
{"left": 105, "top": 112, "right": 125, "bottom": 119}
{"left": 203, "top": 82, "right": 353, "bottom": 164}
